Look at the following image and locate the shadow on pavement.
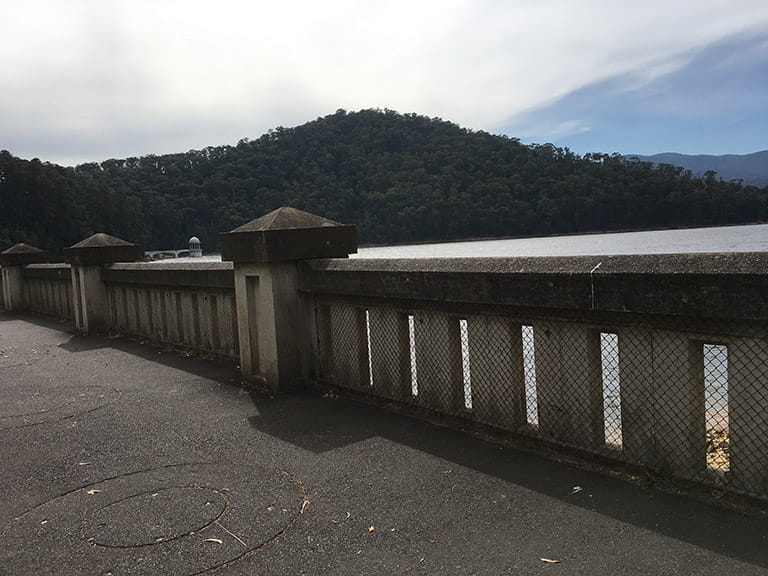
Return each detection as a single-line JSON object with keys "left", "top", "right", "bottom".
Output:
{"left": 245, "top": 389, "right": 768, "bottom": 570}
{"left": 57, "top": 333, "right": 241, "bottom": 387}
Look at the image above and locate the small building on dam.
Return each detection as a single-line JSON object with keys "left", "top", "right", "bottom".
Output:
{"left": 145, "top": 236, "right": 204, "bottom": 260}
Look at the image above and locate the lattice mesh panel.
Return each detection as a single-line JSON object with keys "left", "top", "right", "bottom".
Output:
{"left": 315, "top": 297, "right": 768, "bottom": 501}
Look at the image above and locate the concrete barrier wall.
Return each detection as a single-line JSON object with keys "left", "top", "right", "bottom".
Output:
{"left": 303, "top": 254, "right": 768, "bottom": 500}
{"left": 103, "top": 263, "right": 239, "bottom": 358}
{"left": 2, "top": 261, "right": 238, "bottom": 359}
{"left": 3, "top": 251, "right": 768, "bottom": 500}
{"left": 22, "top": 264, "right": 74, "bottom": 320}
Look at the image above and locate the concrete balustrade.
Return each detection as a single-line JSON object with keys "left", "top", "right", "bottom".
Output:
{"left": 0, "top": 243, "right": 48, "bottom": 311}
{"left": 104, "top": 263, "right": 239, "bottom": 358}
{"left": 303, "top": 251, "right": 768, "bottom": 501}
{"left": 2, "top": 210, "right": 768, "bottom": 502}
{"left": 22, "top": 264, "right": 74, "bottom": 319}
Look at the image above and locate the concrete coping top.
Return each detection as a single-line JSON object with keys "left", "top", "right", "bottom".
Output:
{"left": 229, "top": 207, "right": 344, "bottom": 232}
{"left": 103, "top": 261, "right": 234, "bottom": 289}
{"left": 65, "top": 234, "right": 143, "bottom": 265}
{"left": 109, "top": 262, "right": 233, "bottom": 271}
{"left": 24, "top": 263, "right": 71, "bottom": 270}
{"left": 69, "top": 233, "right": 135, "bottom": 249}
{"left": 221, "top": 207, "right": 357, "bottom": 263}
{"left": 0, "top": 243, "right": 48, "bottom": 266}
{"left": 303, "top": 252, "right": 768, "bottom": 321}
{"left": 2, "top": 243, "right": 46, "bottom": 255}
{"left": 306, "top": 252, "right": 768, "bottom": 275}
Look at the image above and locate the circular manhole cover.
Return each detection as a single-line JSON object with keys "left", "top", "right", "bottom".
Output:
{"left": 82, "top": 486, "right": 228, "bottom": 547}
{"left": 0, "top": 462, "right": 307, "bottom": 575}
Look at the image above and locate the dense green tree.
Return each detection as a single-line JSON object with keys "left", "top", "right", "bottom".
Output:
{"left": 2, "top": 109, "right": 767, "bottom": 257}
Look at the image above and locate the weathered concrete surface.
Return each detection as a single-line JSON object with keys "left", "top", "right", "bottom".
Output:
{"left": 104, "top": 262, "right": 234, "bottom": 290}
{"left": 64, "top": 233, "right": 142, "bottom": 266}
{"left": 1, "top": 312, "right": 768, "bottom": 575}
{"left": 221, "top": 207, "right": 357, "bottom": 263}
{"left": 0, "top": 243, "right": 48, "bottom": 267}
{"left": 302, "top": 253, "right": 768, "bottom": 321}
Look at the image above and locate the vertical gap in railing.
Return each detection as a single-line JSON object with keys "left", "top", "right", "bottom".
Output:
{"left": 600, "top": 332, "right": 623, "bottom": 448}
{"left": 365, "top": 309, "right": 374, "bottom": 387}
{"left": 704, "top": 343, "right": 729, "bottom": 472}
{"left": 521, "top": 324, "right": 538, "bottom": 426}
{"left": 408, "top": 314, "right": 418, "bottom": 396}
{"left": 459, "top": 318, "right": 472, "bottom": 409}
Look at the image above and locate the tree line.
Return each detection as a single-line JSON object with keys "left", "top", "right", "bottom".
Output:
{"left": 2, "top": 108, "right": 767, "bottom": 257}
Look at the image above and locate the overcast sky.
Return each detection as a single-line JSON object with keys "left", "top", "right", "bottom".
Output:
{"left": 2, "top": 0, "right": 767, "bottom": 166}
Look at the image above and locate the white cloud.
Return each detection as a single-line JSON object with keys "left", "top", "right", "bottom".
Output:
{"left": 514, "top": 120, "right": 592, "bottom": 143}
{"left": 2, "top": 0, "right": 767, "bottom": 164}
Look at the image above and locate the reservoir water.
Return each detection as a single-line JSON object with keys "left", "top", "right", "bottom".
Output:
{"left": 171, "top": 222, "right": 767, "bottom": 263}
{"left": 354, "top": 222, "right": 768, "bottom": 259}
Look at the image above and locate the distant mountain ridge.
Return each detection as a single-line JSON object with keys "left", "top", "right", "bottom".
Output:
{"left": 627, "top": 150, "right": 768, "bottom": 187}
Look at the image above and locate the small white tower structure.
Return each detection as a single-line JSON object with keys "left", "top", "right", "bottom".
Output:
{"left": 188, "top": 236, "right": 203, "bottom": 258}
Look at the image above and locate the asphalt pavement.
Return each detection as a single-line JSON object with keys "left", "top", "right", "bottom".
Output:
{"left": 1, "top": 311, "right": 767, "bottom": 575}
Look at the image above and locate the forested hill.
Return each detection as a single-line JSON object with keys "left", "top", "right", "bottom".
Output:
{"left": 2, "top": 109, "right": 768, "bottom": 256}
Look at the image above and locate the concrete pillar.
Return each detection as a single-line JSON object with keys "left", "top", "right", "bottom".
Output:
{"left": 221, "top": 207, "right": 357, "bottom": 391}
{"left": 0, "top": 243, "right": 48, "bottom": 311}
{"left": 412, "top": 311, "right": 463, "bottom": 413}
{"left": 324, "top": 302, "right": 369, "bottom": 389}
{"left": 64, "top": 234, "right": 142, "bottom": 334}
{"left": 534, "top": 321, "right": 603, "bottom": 448}
{"left": 368, "top": 307, "right": 411, "bottom": 400}
{"left": 230, "top": 261, "right": 313, "bottom": 388}
{"left": 468, "top": 315, "right": 526, "bottom": 430}
{"left": 651, "top": 331, "right": 706, "bottom": 479}
{"left": 617, "top": 327, "right": 655, "bottom": 466}
{"left": 728, "top": 337, "right": 768, "bottom": 495}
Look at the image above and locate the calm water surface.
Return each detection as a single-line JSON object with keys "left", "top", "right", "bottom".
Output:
{"left": 354, "top": 223, "right": 768, "bottom": 258}
{"left": 171, "top": 223, "right": 768, "bottom": 263}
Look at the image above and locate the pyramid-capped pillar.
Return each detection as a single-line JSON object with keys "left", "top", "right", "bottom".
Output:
{"left": 64, "top": 233, "right": 143, "bottom": 265}
{"left": 0, "top": 243, "right": 48, "bottom": 311}
{"left": 220, "top": 206, "right": 357, "bottom": 263}
{"left": 222, "top": 208, "right": 356, "bottom": 391}
{"left": 64, "top": 234, "right": 142, "bottom": 334}
{"left": 0, "top": 243, "right": 48, "bottom": 267}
